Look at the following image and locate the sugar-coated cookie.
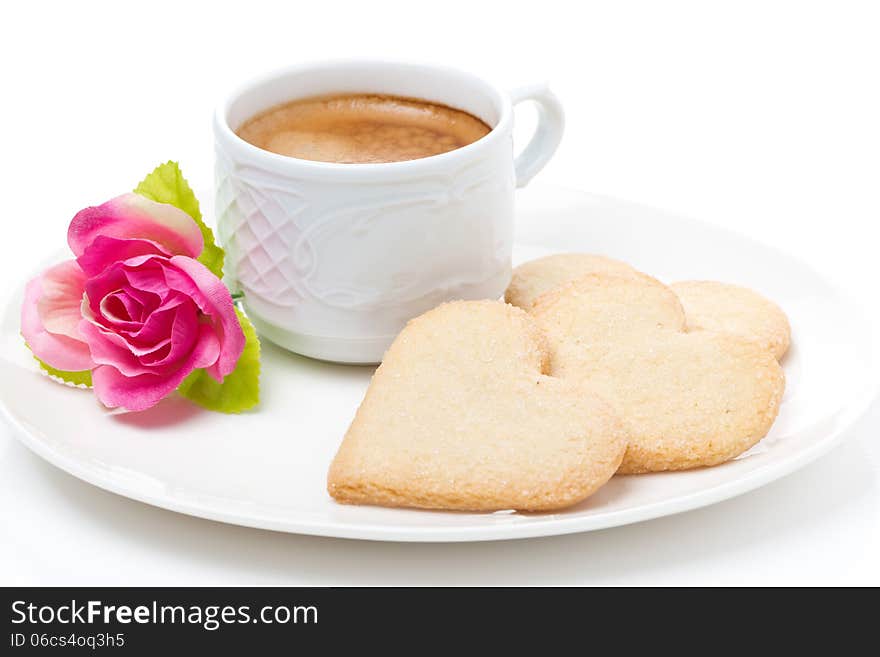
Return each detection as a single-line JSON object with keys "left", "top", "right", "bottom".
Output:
{"left": 505, "top": 253, "right": 640, "bottom": 309}
{"left": 670, "top": 281, "right": 791, "bottom": 360}
{"left": 327, "top": 300, "right": 629, "bottom": 511}
{"left": 507, "top": 255, "right": 791, "bottom": 362}
{"left": 532, "top": 275, "right": 785, "bottom": 473}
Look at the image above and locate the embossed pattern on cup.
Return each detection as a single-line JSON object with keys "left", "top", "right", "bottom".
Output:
{"left": 215, "top": 141, "right": 515, "bottom": 358}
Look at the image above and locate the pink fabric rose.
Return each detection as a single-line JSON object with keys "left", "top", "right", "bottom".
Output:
{"left": 21, "top": 193, "right": 245, "bottom": 411}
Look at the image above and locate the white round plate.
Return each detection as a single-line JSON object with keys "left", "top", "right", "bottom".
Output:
{"left": 2, "top": 186, "right": 876, "bottom": 542}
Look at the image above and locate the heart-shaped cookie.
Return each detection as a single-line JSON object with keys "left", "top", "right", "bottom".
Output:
{"left": 507, "top": 254, "right": 790, "bottom": 360}
{"left": 670, "top": 280, "right": 791, "bottom": 360}
{"left": 531, "top": 275, "right": 785, "bottom": 474}
{"left": 327, "top": 300, "right": 628, "bottom": 511}
{"left": 505, "top": 253, "right": 639, "bottom": 309}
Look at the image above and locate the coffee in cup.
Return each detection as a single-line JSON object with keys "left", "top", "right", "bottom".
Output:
{"left": 235, "top": 93, "right": 491, "bottom": 164}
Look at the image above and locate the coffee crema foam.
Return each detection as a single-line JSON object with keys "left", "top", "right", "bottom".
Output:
{"left": 236, "top": 94, "right": 491, "bottom": 164}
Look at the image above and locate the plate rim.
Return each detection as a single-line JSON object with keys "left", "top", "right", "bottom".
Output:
{"left": 2, "top": 388, "right": 875, "bottom": 542}
{"left": 3, "top": 188, "right": 878, "bottom": 542}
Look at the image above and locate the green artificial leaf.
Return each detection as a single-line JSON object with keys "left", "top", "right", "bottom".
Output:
{"left": 134, "top": 161, "right": 225, "bottom": 278}
{"left": 177, "top": 308, "right": 260, "bottom": 413}
{"left": 34, "top": 356, "right": 92, "bottom": 387}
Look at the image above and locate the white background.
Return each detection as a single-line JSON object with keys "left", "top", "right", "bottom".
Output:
{"left": 1, "top": 0, "right": 878, "bottom": 585}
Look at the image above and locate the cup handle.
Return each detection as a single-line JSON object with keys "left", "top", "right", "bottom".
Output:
{"left": 510, "top": 83, "right": 565, "bottom": 188}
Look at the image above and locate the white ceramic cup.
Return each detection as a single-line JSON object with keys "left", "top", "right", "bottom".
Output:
{"left": 214, "top": 60, "right": 564, "bottom": 363}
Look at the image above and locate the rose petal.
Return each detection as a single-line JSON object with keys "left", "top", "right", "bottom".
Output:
{"left": 118, "top": 285, "right": 162, "bottom": 318}
{"left": 144, "top": 304, "right": 206, "bottom": 367}
{"left": 77, "top": 235, "right": 171, "bottom": 277}
{"left": 167, "top": 256, "right": 245, "bottom": 381}
{"left": 138, "top": 343, "right": 172, "bottom": 366}
{"left": 112, "top": 254, "right": 241, "bottom": 379}
{"left": 135, "top": 302, "right": 200, "bottom": 366}
{"left": 21, "top": 263, "right": 94, "bottom": 372}
{"left": 68, "top": 193, "right": 203, "bottom": 262}
{"left": 91, "top": 323, "right": 221, "bottom": 411}
{"left": 84, "top": 258, "right": 173, "bottom": 325}
{"left": 99, "top": 293, "right": 142, "bottom": 331}
{"left": 83, "top": 265, "right": 130, "bottom": 320}
{"left": 111, "top": 292, "right": 186, "bottom": 344}
{"left": 120, "top": 256, "right": 176, "bottom": 298}
{"left": 80, "top": 315, "right": 176, "bottom": 375}
{"left": 122, "top": 302, "right": 180, "bottom": 346}
{"left": 80, "top": 319, "right": 158, "bottom": 376}
{"left": 36, "top": 261, "right": 88, "bottom": 340}
{"left": 71, "top": 252, "right": 239, "bottom": 411}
